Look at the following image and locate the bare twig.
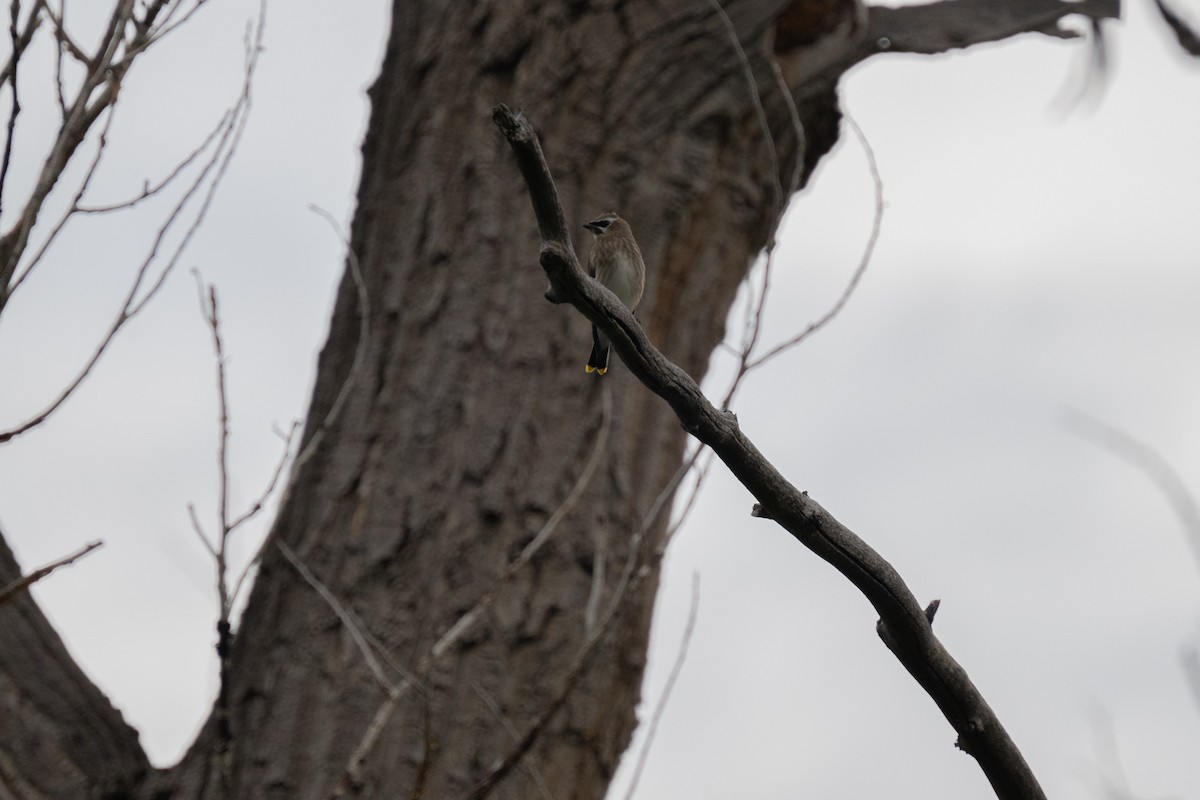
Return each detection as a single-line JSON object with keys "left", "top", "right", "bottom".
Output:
{"left": 11, "top": 101, "right": 120, "bottom": 294}
{"left": 702, "top": 0, "right": 783, "bottom": 408}
{"left": 702, "top": 0, "right": 782, "bottom": 235}
{"left": 188, "top": 502, "right": 218, "bottom": 558}
{"left": 194, "top": 276, "right": 232, "bottom": 618}
{"left": 622, "top": 572, "right": 700, "bottom": 800}
{"left": 0, "top": 539, "right": 102, "bottom": 605}
{"left": 472, "top": 683, "right": 556, "bottom": 800}
{"left": 703, "top": 0, "right": 813, "bottom": 411}
{"left": 0, "top": 0, "right": 27, "bottom": 218}
{"left": 276, "top": 540, "right": 392, "bottom": 691}
{"left": 469, "top": 447, "right": 703, "bottom": 800}
{"left": 227, "top": 419, "right": 299, "bottom": 533}
{"left": 0, "top": 0, "right": 41, "bottom": 87}
{"left": 0, "top": 0, "right": 131, "bottom": 295}
{"left": 743, "top": 115, "right": 882, "bottom": 373}
{"left": 74, "top": 107, "right": 234, "bottom": 214}
{"left": 229, "top": 201, "right": 370, "bottom": 608}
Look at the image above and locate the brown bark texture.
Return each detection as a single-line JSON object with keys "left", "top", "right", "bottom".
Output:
{"left": 0, "top": 1, "right": 1120, "bottom": 799}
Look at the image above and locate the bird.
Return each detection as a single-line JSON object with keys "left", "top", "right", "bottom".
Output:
{"left": 582, "top": 212, "right": 646, "bottom": 375}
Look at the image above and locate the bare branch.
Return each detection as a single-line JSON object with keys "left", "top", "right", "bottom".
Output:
{"left": 276, "top": 540, "right": 392, "bottom": 692}
{"left": 0, "top": 0, "right": 261, "bottom": 444}
{"left": 0, "top": 0, "right": 33, "bottom": 218}
{"left": 192, "top": 272, "right": 232, "bottom": 620}
{"left": 862, "top": 0, "right": 1120, "bottom": 58}
{"left": 0, "top": 539, "right": 102, "bottom": 605}
{"left": 494, "top": 103, "right": 1047, "bottom": 800}
{"left": 744, "top": 114, "right": 882, "bottom": 372}
{"left": 702, "top": 0, "right": 782, "bottom": 237}
{"left": 230, "top": 200, "right": 370, "bottom": 607}
{"left": 187, "top": 502, "right": 218, "bottom": 558}
{"left": 470, "top": 447, "right": 705, "bottom": 800}
{"left": 227, "top": 420, "right": 299, "bottom": 533}
{"left": 0, "top": 0, "right": 41, "bottom": 87}
{"left": 472, "top": 683, "right": 556, "bottom": 800}
{"left": 74, "top": 107, "right": 234, "bottom": 214}
{"left": 10, "top": 99, "right": 119, "bottom": 294}
{"left": 1153, "top": 0, "right": 1200, "bottom": 56}
{"left": 38, "top": 0, "right": 87, "bottom": 66}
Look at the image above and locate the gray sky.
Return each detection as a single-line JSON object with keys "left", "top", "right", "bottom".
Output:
{"left": 1, "top": 2, "right": 1198, "bottom": 798}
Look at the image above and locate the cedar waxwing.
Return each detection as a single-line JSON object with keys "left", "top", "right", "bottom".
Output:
{"left": 583, "top": 212, "right": 646, "bottom": 375}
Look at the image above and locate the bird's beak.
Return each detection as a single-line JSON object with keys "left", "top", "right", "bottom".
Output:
{"left": 583, "top": 222, "right": 601, "bottom": 233}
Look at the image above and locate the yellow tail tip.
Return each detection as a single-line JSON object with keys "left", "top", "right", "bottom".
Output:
{"left": 584, "top": 364, "right": 607, "bottom": 375}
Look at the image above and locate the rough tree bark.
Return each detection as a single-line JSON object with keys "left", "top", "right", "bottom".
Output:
{"left": 0, "top": 1, "right": 1121, "bottom": 799}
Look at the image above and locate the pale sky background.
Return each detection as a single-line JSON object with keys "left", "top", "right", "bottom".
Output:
{"left": 1, "top": 2, "right": 1199, "bottom": 799}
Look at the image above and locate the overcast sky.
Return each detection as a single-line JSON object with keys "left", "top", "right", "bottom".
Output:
{"left": 1, "top": 2, "right": 1198, "bottom": 798}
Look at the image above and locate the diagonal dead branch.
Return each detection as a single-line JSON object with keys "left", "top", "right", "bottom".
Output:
{"left": 494, "top": 102, "right": 1046, "bottom": 800}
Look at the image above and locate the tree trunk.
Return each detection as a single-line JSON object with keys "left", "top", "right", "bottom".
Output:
{"left": 0, "top": 1, "right": 1120, "bottom": 798}
{"left": 164, "top": 3, "right": 812, "bottom": 796}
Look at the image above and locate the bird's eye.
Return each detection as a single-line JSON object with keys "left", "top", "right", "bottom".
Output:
{"left": 595, "top": 219, "right": 612, "bottom": 229}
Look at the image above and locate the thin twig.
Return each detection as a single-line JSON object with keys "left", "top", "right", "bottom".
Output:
{"left": 188, "top": 502, "right": 218, "bottom": 558}
{"left": 0, "top": 0, "right": 41, "bottom": 87}
{"left": 703, "top": 0, "right": 810, "bottom": 410}
{"left": 703, "top": 0, "right": 780, "bottom": 408}
{"left": 0, "top": 539, "right": 103, "bottom": 605}
{"left": 229, "top": 200, "right": 370, "bottom": 607}
{"left": 74, "top": 108, "right": 234, "bottom": 214}
{"left": 472, "top": 683, "right": 556, "bottom": 800}
{"left": 743, "top": 115, "right": 883, "bottom": 373}
{"left": 622, "top": 572, "right": 700, "bottom": 800}
{"left": 51, "top": 0, "right": 68, "bottom": 117}
{"left": 469, "top": 449, "right": 703, "bottom": 800}
{"left": 276, "top": 540, "right": 392, "bottom": 691}
{"left": 0, "top": 0, "right": 25, "bottom": 219}
{"left": 227, "top": 419, "right": 299, "bottom": 533}
{"left": 702, "top": 0, "right": 782, "bottom": 238}
{"left": 10, "top": 100, "right": 120, "bottom": 294}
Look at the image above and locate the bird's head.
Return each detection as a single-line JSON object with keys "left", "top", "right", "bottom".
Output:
{"left": 584, "top": 212, "right": 622, "bottom": 236}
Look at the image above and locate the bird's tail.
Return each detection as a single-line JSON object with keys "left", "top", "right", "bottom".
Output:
{"left": 585, "top": 325, "right": 609, "bottom": 375}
